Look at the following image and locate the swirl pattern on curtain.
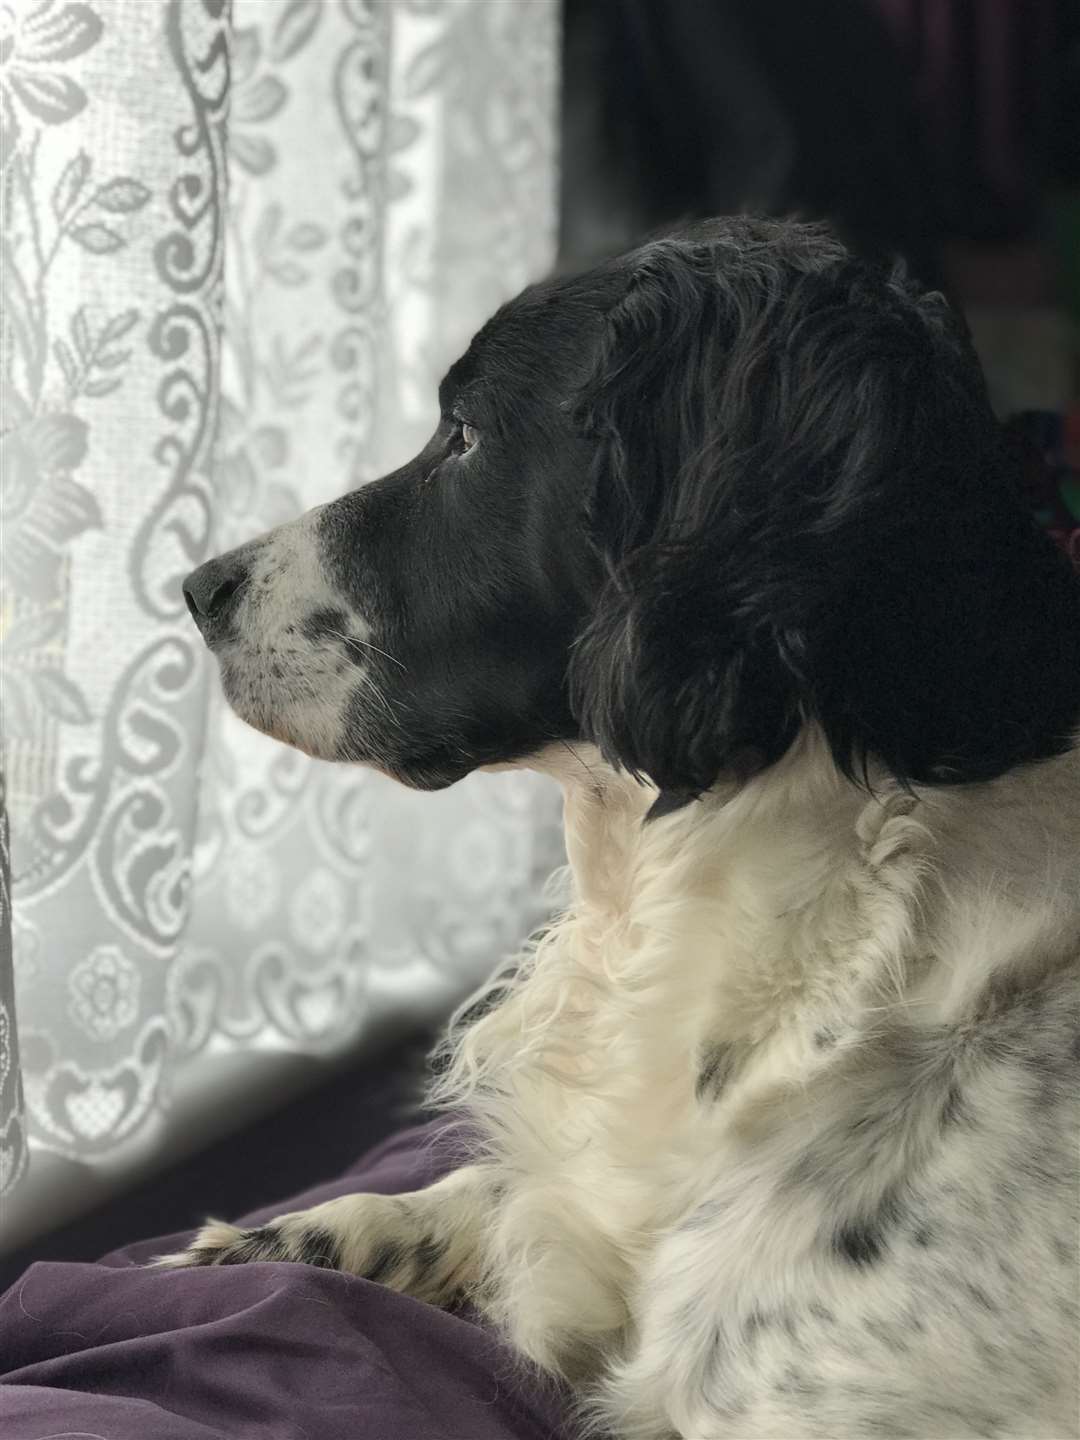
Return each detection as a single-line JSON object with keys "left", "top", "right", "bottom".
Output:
{"left": 0, "top": 0, "right": 561, "bottom": 1248}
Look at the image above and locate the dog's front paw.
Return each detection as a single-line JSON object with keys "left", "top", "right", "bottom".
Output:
{"left": 151, "top": 1191, "right": 463, "bottom": 1305}
{"left": 153, "top": 1215, "right": 344, "bottom": 1271}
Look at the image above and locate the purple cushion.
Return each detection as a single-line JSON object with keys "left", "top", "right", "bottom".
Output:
{"left": 0, "top": 1122, "right": 576, "bottom": 1439}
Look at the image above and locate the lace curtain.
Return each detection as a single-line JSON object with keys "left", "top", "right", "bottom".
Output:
{"left": 0, "top": 0, "right": 562, "bottom": 1252}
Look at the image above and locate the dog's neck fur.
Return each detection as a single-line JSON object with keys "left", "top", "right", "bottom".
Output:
{"left": 535, "top": 731, "right": 1080, "bottom": 1067}
{"left": 463, "top": 730, "right": 1080, "bottom": 1182}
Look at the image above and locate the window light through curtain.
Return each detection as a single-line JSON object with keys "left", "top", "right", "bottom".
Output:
{"left": 0, "top": 0, "right": 563, "bottom": 1254}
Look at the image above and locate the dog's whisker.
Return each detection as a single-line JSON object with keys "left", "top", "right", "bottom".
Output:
{"left": 353, "top": 666, "right": 402, "bottom": 728}
{"left": 322, "top": 626, "right": 407, "bottom": 672}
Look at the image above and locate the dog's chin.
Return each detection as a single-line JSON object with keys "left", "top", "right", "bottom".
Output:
{"left": 224, "top": 705, "right": 341, "bottom": 764}
{"left": 244, "top": 715, "right": 476, "bottom": 791}
{"left": 373, "top": 753, "right": 475, "bottom": 792}
{"left": 217, "top": 653, "right": 566, "bottom": 790}
{"left": 215, "top": 663, "right": 341, "bottom": 763}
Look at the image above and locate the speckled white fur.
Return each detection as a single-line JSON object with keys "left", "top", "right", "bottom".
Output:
{"left": 165, "top": 727, "right": 1080, "bottom": 1438}
{"left": 432, "top": 731, "right": 1080, "bottom": 1437}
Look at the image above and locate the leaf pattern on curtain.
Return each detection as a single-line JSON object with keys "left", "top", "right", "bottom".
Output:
{"left": 0, "top": 0, "right": 561, "bottom": 1230}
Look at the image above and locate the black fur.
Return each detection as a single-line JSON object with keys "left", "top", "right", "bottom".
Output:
{"left": 294, "top": 1226, "right": 342, "bottom": 1270}
{"left": 833, "top": 1220, "right": 887, "bottom": 1268}
{"left": 568, "top": 218, "right": 1080, "bottom": 801}
{"left": 190, "top": 1224, "right": 291, "bottom": 1266}
{"left": 362, "top": 1241, "right": 409, "bottom": 1284}
{"left": 695, "top": 1042, "right": 737, "bottom": 1101}
{"left": 315, "top": 271, "right": 615, "bottom": 788}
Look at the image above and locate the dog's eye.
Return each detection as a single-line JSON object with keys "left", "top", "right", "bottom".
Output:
{"left": 460, "top": 421, "right": 478, "bottom": 452}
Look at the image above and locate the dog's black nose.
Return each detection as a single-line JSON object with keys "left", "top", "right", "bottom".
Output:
{"left": 183, "top": 555, "right": 247, "bottom": 635}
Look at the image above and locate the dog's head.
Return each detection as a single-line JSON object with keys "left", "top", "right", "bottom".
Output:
{"left": 185, "top": 218, "right": 1080, "bottom": 805}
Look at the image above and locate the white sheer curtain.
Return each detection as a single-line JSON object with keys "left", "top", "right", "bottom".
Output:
{"left": 0, "top": 0, "right": 563, "bottom": 1253}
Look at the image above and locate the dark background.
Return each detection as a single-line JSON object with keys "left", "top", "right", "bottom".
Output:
{"left": 560, "top": 0, "right": 1080, "bottom": 419}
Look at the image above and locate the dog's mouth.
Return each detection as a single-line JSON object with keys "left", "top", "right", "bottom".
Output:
{"left": 207, "top": 627, "right": 466, "bottom": 786}
{"left": 212, "top": 638, "right": 376, "bottom": 764}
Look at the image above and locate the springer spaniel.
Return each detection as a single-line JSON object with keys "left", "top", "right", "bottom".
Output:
{"left": 171, "top": 218, "right": 1080, "bottom": 1440}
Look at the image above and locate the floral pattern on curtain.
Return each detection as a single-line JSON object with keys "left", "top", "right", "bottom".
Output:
{"left": 0, "top": 0, "right": 562, "bottom": 1249}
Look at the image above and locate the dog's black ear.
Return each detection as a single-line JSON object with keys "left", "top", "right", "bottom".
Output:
{"left": 569, "top": 222, "right": 1080, "bottom": 801}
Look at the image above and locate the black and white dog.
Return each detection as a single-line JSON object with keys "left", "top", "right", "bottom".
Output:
{"left": 172, "top": 218, "right": 1080, "bottom": 1439}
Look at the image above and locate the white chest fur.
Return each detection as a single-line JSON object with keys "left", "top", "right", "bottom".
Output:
{"left": 443, "top": 736, "right": 1080, "bottom": 1433}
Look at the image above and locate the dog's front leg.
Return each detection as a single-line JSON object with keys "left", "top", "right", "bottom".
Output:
{"left": 154, "top": 1164, "right": 494, "bottom": 1308}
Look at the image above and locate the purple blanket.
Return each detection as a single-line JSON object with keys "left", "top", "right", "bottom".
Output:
{"left": 0, "top": 1123, "right": 577, "bottom": 1439}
